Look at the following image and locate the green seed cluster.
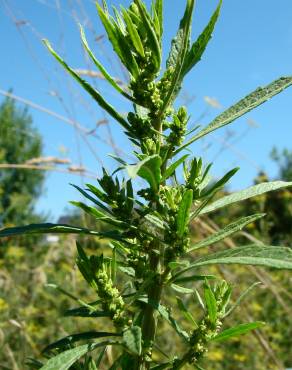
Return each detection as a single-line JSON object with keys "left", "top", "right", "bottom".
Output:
{"left": 127, "top": 112, "right": 154, "bottom": 142}
{"left": 167, "top": 106, "right": 188, "bottom": 147}
{"left": 188, "top": 281, "right": 232, "bottom": 364}
{"left": 98, "top": 169, "right": 133, "bottom": 220}
{"left": 94, "top": 257, "right": 127, "bottom": 327}
{"left": 160, "top": 186, "right": 190, "bottom": 260}
{"left": 130, "top": 49, "right": 160, "bottom": 111}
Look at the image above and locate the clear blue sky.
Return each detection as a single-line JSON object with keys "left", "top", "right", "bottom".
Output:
{"left": 1, "top": 0, "right": 292, "bottom": 221}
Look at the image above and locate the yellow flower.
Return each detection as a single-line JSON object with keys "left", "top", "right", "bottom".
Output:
{"left": 207, "top": 350, "right": 224, "bottom": 361}
{"left": 233, "top": 354, "right": 246, "bottom": 362}
{"left": 0, "top": 298, "right": 9, "bottom": 311}
{"left": 6, "top": 246, "right": 25, "bottom": 259}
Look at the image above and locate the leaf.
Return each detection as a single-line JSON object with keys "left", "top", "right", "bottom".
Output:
{"left": 201, "top": 181, "right": 292, "bottom": 214}
{"left": 25, "top": 359, "right": 44, "bottom": 370}
{"left": 88, "top": 358, "right": 97, "bottom": 370}
{"left": 172, "top": 274, "right": 216, "bottom": 284}
{"left": 212, "top": 322, "right": 265, "bottom": 342}
{"left": 79, "top": 25, "right": 135, "bottom": 102}
{"left": 70, "top": 201, "right": 128, "bottom": 229}
{"left": 134, "top": 0, "right": 161, "bottom": 70}
{"left": 174, "top": 246, "right": 292, "bottom": 280}
{"left": 176, "top": 76, "right": 292, "bottom": 154}
{"left": 166, "top": 0, "right": 194, "bottom": 69}
{"left": 168, "top": 260, "right": 190, "bottom": 270}
{"left": 176, "top": 189, "right": 193, "bottom": 237}
{"left": 42, "top": 331, "right": 120, "bottom": 353}
{"left": 187, "top": 214, "right": 265, "bottom": 252}
{"left": 43, "top": 40, "right": 130, "bottom": 130}
{"left": 118, "top": 266, "right": 136, "bottom": 277}
{"left": 182, "top": 0, "right": 222, "bottom": 77}
{"left": 0, "top": 223, "right": 127, "bottom": 244}
{"left": 122, "top": 9, "right": 145, "bottom": 57}
{"left": 171, "top": 284, "right": 193, "bottom": 294}
{"left": 224, "top": 282, "right": 262, "bottom": 318}
{"left": 96, "top": 346, "right": 107, "bottom": 367}
{"left": 63, "top": 307, "right": 110, "bottom": 318}
{"left": 96, "top": 3, "right": 139, "bottom": 79}
{"left": 176, "top": 297, "right": 197, "bottom": 327}
{"left": 162, "top": 154, "right": 189, "bottom": 181}
{"left": 200, "top": 167, "right": 239, "bottom": 198}
{"left": 39, "top": 342, "right": 115, "bottom": 370}
{"left": 144, "top": 214, "right": 165, "bottom": 231}
{"left": 154, "top": 0, "right": 163, "bottom": 37}
{"left": 126, "top": 155, "right": 161, "bottom": 191}
{"left": 204, "top": 281, "right": 217, "bottom": 324}
{"left": 161, "top": 0, "right": 195, "bottom": 113}
{"left": 71, "top": 184, "right": 111, "bottom": 215}
{"left": 123, "top": 326, "right": 142, "bottom": 355}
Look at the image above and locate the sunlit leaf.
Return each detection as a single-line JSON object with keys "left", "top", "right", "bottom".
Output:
{"left": 188, "top": 214, "right": 265, "bottom": 252}
{"left": 43, "top": 40, "right": 130, "bottom": 130}
{"left": 212, "top": 322, "right": 265, "bottom": 342}
{"left": 123, "top": 326, "right": 142, "bottom": 355}
{"left": 201, "top": 181, "right": 292, "bottom": 214}
{"left": 176, "top": 76, "right": 292, "bottom": 154}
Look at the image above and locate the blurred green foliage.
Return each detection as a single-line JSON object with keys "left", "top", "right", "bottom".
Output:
{"left": 0, "top": 96, "right": 44, "bottom": 228}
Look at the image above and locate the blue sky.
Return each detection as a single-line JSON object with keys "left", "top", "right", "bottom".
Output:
{"left": 1, "top": 0, "right": 292, "bottom": 221}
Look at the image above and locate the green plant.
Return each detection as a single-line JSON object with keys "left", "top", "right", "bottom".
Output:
{"left": 1, "top": 1, "right": 292, "bottom": 369}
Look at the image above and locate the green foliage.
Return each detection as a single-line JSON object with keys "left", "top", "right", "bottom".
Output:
{"left": 0, "top": 97, "right": 44, "bottom": 227}
{"left": 1, "top": 1, "right": 292, "bottom": 369}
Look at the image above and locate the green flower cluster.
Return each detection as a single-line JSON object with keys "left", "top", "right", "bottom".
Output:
{"left": 188, "top": 281, "right": 232, "bottom": 363}
{"left": 93, "top": 256, "right": 127, "bottom": 327}
{"left": 167, "top": 106, "right": 188, "bottom": 148}
{"left": 160, "top": 186, "right": 191, "bottom": 260}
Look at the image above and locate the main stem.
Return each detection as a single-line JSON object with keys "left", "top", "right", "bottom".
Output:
{"left": 138, "top": 116, "right": 166, "bottom": 370}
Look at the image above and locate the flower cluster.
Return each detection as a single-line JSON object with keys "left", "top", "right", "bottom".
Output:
{"left": 92, "top": 256, "right": 127, "bottom": 327}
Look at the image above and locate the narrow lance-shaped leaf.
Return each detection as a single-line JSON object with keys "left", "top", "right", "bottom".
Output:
{"left": 154, "top": 0, "right": 163, "bottom": 37}
{"left": 71, "top": 183, "right": 112, "bottom": 215}
{"left": 134, "top": 0, "right": 161, "bottom": 70}
{"left": 162, "top": 154, "right": 189, "bottom": 181}
{"left": 171, "top": 284, "right": 193, "bottom": 294}
{"left": 181, "top": 0, "right": 222, "bottom": 77}
{"left": 200, "top": 167, "right": 239, "bottom": 198}
{"left": 175, "top": 76, "right": 292, "bottom": 154}
{"left": 122, "top": 8, "right": 145, "bottom": 57}
{"left": 79, "top": 25, "right": 135, "bottom": 102}
{"left": 171, "top": 274, "right": 216, "bottom": 284}
{"left": 39, "top": 342, "right": 119, "bottom": 370}
{"left": 63, "top": 306, "right": 110, "bottom": 318}
{"left": 224, "top": 282, "right": 262, "bottom": 318}
{"left": 70, "top": 201, "right": 130, "bottom": 229}
{"left": 0, "top": 223, "right": 126, "bottom": 243}
{"left": 173, "top": 246, "right": 292, "bottom": 281}
{"left": 123, "top": 326, "right": 142, "bottom": 355}
{"left": 176, "top": 189, "right": 193, "bottom": 238}
{"left": 43, "top": 40, "right": 130, "bottom": 130}
{"left": 96, "top": 3, "right": 140, "bottom": 79}
{"left": 212, "top": 322, "right": 265, "bottom": 342}
{"left": 187, "top": 213, "right": 265, "bottom": 252}
{"left": 161, "top": 0, "right": 195, "bottom": 115}
{"left": 204, "top": 281, "right": 217, "bottom": 324}
{"left": 176, "top": 297, "right": 197, "bottom": 327}
{"left": 201, "top": 181, "right": 292, "bottom": 214}
{"left": 43, "top": 331, "right": 121, "bottom": 353}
